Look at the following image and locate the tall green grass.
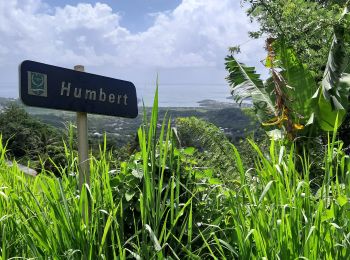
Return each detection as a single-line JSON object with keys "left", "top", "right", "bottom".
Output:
{"left": 0, "top": 90, "right": 349, "bottom": 259}
{"left": 0, "top": 89, "right": 210, "bottom": 259}
{"left": 226, "top": 134, "right": 350, "bottom": 259}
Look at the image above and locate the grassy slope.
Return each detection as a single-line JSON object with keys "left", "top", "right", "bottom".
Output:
{"left": 0, "top": 103, "right": 350, "bottom": 258}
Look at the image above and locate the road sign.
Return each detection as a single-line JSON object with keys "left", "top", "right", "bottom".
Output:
{"left": 19, "top": 60, "right": 138, "bottom": 118}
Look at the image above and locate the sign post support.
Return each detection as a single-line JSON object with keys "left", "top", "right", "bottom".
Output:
{"left": 74, "top": 64, "right": 90, "bottom": 223}
{"left": 74, "top": 65, "right": 90, "bottom": 190}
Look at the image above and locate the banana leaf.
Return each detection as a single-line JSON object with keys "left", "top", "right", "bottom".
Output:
{"left": 225, "top": 55, "right": 276, "bottom": 122}
{"left": 315, "top": 11, "right": 350, "bottom": 131}
{"left": 273, "top": 40, "right": 318, "bottom": 126}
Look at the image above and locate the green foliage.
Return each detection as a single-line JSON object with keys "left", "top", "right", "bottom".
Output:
{"left": 0, "top": 103, "right": 66, "bottom": 172}
{"left": 225, "top": 56, "right": 276, "bottom": 123}
{"left": 244, "top": 0, "right": 346, "bottom": 79}
{"left": 243, "top": 0, "right": 350, "bottom": 145}
{"left": 314, "top": 11, "right": 350, "bottom": 130}
{"left": 273, "top": 40, "right": 318, "bottom": 125}
{"left": 226, "top": 4, "right": 350, "bottom": 139}
{"left": 1, "top": 118, "right": 350, "bottom": 258}
{"left": 175, "top": 117, "right": 239, "bottom": 183}
{"left": 0, "top": 84, "right": 349, "bottom": 258}
{"left": 226, "top": 138, "right": 350, "bottom": 258}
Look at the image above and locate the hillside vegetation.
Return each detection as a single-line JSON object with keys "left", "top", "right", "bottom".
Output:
{"left": 0, "top": 93, "right": 349, "bottom": 258}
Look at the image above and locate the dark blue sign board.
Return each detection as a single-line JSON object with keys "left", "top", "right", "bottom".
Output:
{"left": 19, "top": 60, "right": 138, "bottom": 118}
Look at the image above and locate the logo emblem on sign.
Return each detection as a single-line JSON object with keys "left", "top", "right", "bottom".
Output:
{"left": 28, "top": 71, "right": 47, "bottom": 97}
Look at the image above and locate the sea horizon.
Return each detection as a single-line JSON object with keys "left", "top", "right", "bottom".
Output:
{"left": 1, "top": 83, "right": 242, "bottom": 108}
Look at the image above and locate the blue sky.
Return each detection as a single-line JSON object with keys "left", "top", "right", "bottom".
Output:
{"left": 0, "top": 0, "right": 267, "bottom": 106}
{"left": 48, "top": 0, "right": 182, "bottom": 32}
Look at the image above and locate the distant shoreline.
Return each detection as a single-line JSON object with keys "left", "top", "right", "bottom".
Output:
{"left": 0, "top": 96, "right": 252, "bottom": 110}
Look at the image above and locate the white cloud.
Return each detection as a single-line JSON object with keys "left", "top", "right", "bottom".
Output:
{"left": 0, "top": 0, "right": 267, "bottom": 98}
{"left": 0, "top": 1, "right": 125, "bottom": 66}
{"left": 110, "top": 0, "right": 264, "bottom": 68}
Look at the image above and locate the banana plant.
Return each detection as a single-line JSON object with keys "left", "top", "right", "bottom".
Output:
{"left": 225, "top": 5, "right": 350, "bottom": 139}
{"left": 225, "top": 56, "right": 276, "bottom": 123}
{"left": 225, "top": 41, "right": 317, "bottom": 140}
{"left": 311, "top": 9, "right": 350, "bottom": 131}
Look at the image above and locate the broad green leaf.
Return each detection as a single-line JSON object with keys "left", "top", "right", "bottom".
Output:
{"left": 125, "top": 191, "right": 135, "bottom": 202}
{"left": 203, "top": 168, "right": 213, "bottom": 178}
{"left": 322, "top": 13, "right": 350, "bottom": 93}
{"left": 194, "top": 169, "right": 213, "bottom": 180}
{"left": 317, "top": 88, "right": 346, "bottom": 131}
{"left": 316, "top": 11, "right": 350, "bottom": 131}
{"left": 336, "top": 195, "right": 348, "bottom": 207}
{"left": 273, "top": 41, "right": 317, "bottom": 125}
{"left": 225, "top": 55, "right": 276, "bottom": 122}
{"left": 183, "top": 147, "right": 196, "bottom": 156}
{"left": 208, "top": 177, "right": 221, "bottom": 185}
{"left": 321, "top": 204, "right": 335, "bottom": 222}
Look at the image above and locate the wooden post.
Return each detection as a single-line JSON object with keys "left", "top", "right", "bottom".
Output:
{"left": 75, "top": 65, "right": 90, "bottom": 188}
{"left": 74, "top": 65, "right": 90, "bottom": 222}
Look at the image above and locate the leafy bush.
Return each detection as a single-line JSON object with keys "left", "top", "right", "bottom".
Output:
{"left": 175, "top": 117, "right": 238, "bottom": 180}
{"left": 0, "top": 103, "right": 66, "bottom": 172}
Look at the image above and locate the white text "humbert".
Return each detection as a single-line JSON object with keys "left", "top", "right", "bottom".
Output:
{"left": 60, "top": 82, "right": 128, "bottom": 105}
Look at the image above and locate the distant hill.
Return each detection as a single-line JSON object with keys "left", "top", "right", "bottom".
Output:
{"left": 0, "top": 97, "right": 259, "bottom": 146}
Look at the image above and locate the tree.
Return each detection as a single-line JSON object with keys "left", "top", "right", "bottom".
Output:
{"left": 0, "top": 103, "right": 66, "bottom": 173}
{"left": 243, "top": 0, "right": 348, "bottom": 80}
{"left": 226, "top": 3, "right": 350, "bottom": 140}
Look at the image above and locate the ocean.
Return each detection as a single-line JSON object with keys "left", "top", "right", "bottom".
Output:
{"left": 1, "top": 83, "right": 238, "bottom": 108}
{"left": 136, "top": 83, "right": 233, "bottom": 107}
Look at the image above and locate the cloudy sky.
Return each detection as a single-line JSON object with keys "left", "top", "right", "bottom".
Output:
{"left": 0, "top": 0, "right": 267, "bottom": 106}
